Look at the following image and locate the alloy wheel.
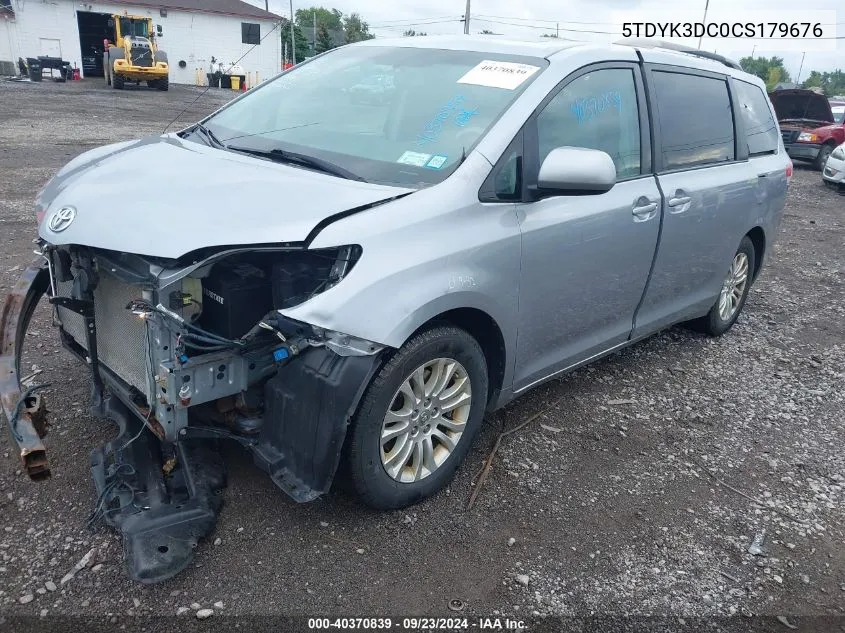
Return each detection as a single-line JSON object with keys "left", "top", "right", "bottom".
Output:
{"left": 718, "top": 252, "right": 749, "bottom": 321}
{"left": 380, "top": 358, "right": 472, "bottom": 483}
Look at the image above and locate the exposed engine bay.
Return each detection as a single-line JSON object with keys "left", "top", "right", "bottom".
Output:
{"left": 1, "top": 242, "right": 385, "bottom": 582}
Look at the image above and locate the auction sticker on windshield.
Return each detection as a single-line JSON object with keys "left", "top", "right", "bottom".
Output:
{"left": 397, "top": 151, "right": 432, "bottom": 167}
{"left": 457, "top": 61, "right": 540, "bottom": 90}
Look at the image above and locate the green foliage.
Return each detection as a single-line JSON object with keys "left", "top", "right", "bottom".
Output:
{"left": 479, "top": 29, "right": 496, "bottom": 34}
{"left": 802, "top": 69, "right": 845, "bottom": 97}
{"left": 343, "top": 12, "right": 374, "bottom": 43}
{"left": 316, "top": 24, "right": 334, "bottom": 53}
{"left": 295, "top": 7, "right": 343, "bottom": 31}
{"left": 739, "top": 55, "right": 792, "bottom": 91}
{"left": 403, "top": 29, "right": 427, "bottom": 37}
{"left": 281, "top": 18, "right": 309, "bottom": 63}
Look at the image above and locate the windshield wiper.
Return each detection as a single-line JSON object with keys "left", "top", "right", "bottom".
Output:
{"left": 192, "top": 122, "right": 225, "bottom": 149}
{"left": 226, "top": 145, "right": 365, "bottom": 182}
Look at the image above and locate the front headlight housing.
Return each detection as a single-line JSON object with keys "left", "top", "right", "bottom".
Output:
{"left": 797, "top": 132, "right": 819, "bottom": 143}
{"left": 831, "top": 146, "right": 845, "bottom": 161}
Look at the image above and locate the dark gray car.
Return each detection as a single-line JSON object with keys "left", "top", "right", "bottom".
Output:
{"left": 1, "top": 36, "right": 789, "bottom": 582}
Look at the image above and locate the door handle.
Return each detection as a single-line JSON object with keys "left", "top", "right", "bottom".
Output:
{"left": 632, "top": 201, "right": 658, "bottom": 222}
{"left": 668, "top": 196, "right": 691, "bottom": 207}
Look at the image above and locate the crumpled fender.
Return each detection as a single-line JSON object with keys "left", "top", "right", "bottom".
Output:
{"left": 0, "top": 259, "right": 51, "bottom": 480}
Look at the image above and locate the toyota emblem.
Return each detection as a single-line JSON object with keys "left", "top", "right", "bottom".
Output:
{"left": 48, "top": 206, "right": 76, "bottom": 232}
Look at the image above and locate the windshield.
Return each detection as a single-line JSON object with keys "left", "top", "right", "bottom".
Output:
{"left": 120, "top": 18, "right": 149, "bottom": 38}
{"left": 204, "top": 46, "right": 547, "bottom": 186}
{"left": 833, "top": 106, "right": 845, "bottom": 124}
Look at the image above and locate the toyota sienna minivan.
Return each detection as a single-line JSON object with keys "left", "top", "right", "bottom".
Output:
{"left": 2, "top": 36, "right": 789, "bottom": 582}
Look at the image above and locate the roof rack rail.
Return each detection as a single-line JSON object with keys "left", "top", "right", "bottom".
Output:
{"left": 614, "top": 38, "right": 743, "bottom": 71}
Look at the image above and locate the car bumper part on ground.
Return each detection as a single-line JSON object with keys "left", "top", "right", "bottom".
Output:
{"left": 0, "top": 260, "right": 51, "bottom": 480}
{"left": 784, "top": 143, "right": 822, "bottom": 161}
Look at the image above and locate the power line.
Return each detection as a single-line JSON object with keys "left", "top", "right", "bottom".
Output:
{"left": 370, "top": 18, "right": 462, "bottom": 30}
{"left": 369, "top": 15, "right": 457, "bottom": 25}
{"left": 473, "top": 17, "right": 615, "bottom": 35}
{"left": 474, "top": 13, "right": 616, "bottom": 26}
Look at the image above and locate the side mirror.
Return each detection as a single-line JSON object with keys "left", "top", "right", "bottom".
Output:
{"left": 536, "top": 147, "right": 616, "bottom": 195}
{"left": 108, "top": 18, "right": 115, "bottom": 27}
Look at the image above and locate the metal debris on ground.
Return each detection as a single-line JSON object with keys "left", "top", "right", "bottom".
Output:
{"left": 60, "top": 547, "right": 95, "bottom": 585}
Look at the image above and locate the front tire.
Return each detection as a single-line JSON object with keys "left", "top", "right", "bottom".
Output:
{"left": 112, "top": 73, "right": 124, "bottom": 89}
{"left": 692, "top": 236, "right": 756, "bottom": 337}
{"left": 347, "top": 326, "right": 488, "bottom": 510}
{"left": 814, "top": 144, "right": 834, "bottom": 171}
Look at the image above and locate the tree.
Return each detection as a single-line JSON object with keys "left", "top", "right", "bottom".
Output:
{"left": 403, "top": 29, "right": 427, "bottom": 37}
{"left": 295, "top": 7, "right": 343, "bottom": 32}
{"left": 739, "top": 55, "right": 792, "bottom": 90}
{"left": 479, "top": 29, "right": 496, "bottom": 35}
{"left": 541, "top": 33, "right": 559, "bottom": 38}
{"left": 802, "top": 69, "right": 845, "bottom": 97}
{"left": 343, "top": 13, "right": 374, "bottom": 43}
{"left": 316, "top": 24, "right": 334, "bottom": 53}
{"left": 280, "top": 18, "right": 309, "bottom": 64}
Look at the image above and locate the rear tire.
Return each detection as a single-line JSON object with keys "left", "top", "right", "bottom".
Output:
{"left": 112, "top": 73, "right": 124, "bottom": 89}
{"left": 814, "top": 143, "right": 834, "bottom": 171}
{"left": 347, "top": 326, "right": 488, "bottom": 510}
{"left": 691, "top": 236, "right": 756, "bottom": 337}
{"left": 156, "top": 77, "right": 169, "bottom": 91}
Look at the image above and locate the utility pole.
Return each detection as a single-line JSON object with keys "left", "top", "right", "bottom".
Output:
{"left": 463, "top": 0, "right": 471, "bottom": 34}
{"left": 697, "top": 0, "right": 710, "bottom": 49}
{"left": 265, "top": 0, "right": 268, "bottom": 11}
{"left": 556, "top": 22, "right": 559, "bottom": 38}
{"left": 289, "top": 0, "right": 296, "bottom": 64}
{"left": 751, "top": 44, "right": 756, "bottom": 59}
{"left": 313, "top": 9, "right": 316, "bottom": 55}
{"left": 796, "top": 51, "right": 806, "bottom": 84}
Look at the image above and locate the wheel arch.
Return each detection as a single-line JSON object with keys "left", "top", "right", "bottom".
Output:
{"left": 404, "top": 307, "right": 508, "bottom": 410}
{"left": 745, "top": 226, "right": 766, "bottom": 281}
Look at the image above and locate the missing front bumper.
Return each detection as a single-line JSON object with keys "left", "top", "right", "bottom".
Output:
{"left": 0, "top": 260, "right": 51, "bottom": 480}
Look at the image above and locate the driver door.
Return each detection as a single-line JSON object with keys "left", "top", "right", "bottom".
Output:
{"left": 511, "top": 63, "right": 662, "bottom": 392}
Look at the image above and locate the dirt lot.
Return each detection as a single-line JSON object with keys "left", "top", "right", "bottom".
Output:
{"left": 1, "top": 79, "right": 844, "bottom": 632}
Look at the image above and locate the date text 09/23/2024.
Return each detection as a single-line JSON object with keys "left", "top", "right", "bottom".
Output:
{"left": 307, "top": 617, "right": 527, "bottom": 631}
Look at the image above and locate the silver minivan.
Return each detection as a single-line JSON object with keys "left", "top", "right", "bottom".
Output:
{"left": 2, "top": 37, "right": 789, "bottom": 581}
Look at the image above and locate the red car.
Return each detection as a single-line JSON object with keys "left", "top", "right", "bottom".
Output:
{"left": 769, "top": 89, "right": 844, "bottom": 170}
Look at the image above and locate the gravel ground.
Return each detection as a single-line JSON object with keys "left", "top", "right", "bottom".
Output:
{"left": 1, "top": 79, "right": 844, "bottom": 632}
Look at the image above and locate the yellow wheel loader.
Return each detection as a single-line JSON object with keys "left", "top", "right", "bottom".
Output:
{"left": 104, "top": 14, "right": 169, "bottom": 91}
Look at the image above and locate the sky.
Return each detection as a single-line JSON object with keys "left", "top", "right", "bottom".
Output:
{"left": 250, "top": 0, "right": 843, "bottom": 79}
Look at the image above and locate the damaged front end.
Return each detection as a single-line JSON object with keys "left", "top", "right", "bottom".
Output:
{"left": 1, "top": 241, "right": 385, "bottom": 582}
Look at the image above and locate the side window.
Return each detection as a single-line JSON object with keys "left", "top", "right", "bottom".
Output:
{"left": 536, "top": 68, "right": 641, "bottom": 179}
{"left": 479, "top": 135, "right": 523, "bottom": 202}
{"left": 734, "top": 80, "right": 779, "bottom": 156}
{"left": 652, "top": 71, "right": 735, "bottom": 170}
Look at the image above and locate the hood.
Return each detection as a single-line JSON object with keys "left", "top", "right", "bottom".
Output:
{"left": 37, "top": 135, "right": 412, "bottom": 259}
{"left": 768, "top": 89, "right": 833, "bottom": 125}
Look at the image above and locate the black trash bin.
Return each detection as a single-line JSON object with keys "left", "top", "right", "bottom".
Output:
{"left": 207, "top": 72, "right": 220, "bottom": 88}
{"left": 26, "top": 58, "right": 42, "bottom": 82}
{"left": 220, "top": 74, "right": 231, "bottom": 89}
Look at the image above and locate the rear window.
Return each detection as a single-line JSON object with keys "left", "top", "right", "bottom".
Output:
{"left": 734, "top": 80, "right": 779, "bottom": 156}
{"left": 652, "top": 71, "right": 735, "bottom": 170}
{"left": 833, "top": 105, "right": 845, "bottom": 124}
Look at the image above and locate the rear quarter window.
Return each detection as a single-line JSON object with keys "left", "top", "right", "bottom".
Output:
{"left": 734, "top": 80, "right": 779, "bottom": 156}
{"left": 652, "top": 71, "right": 735, "bottom": 170}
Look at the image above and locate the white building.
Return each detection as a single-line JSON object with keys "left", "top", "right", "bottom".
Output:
{"left": 0, "top": 0, "right": 282, "bottom": 85}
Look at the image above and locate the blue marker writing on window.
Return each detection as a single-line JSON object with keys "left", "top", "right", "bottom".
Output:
{"left": 416, "top": 95, "right": 466, "bottom": 145}
{"left": 570, "top": 91, "right": 623, "bottom": 124}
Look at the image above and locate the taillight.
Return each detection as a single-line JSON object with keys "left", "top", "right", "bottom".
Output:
{"left": 786, "top": 160, "right": 793, "bottom": 181}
